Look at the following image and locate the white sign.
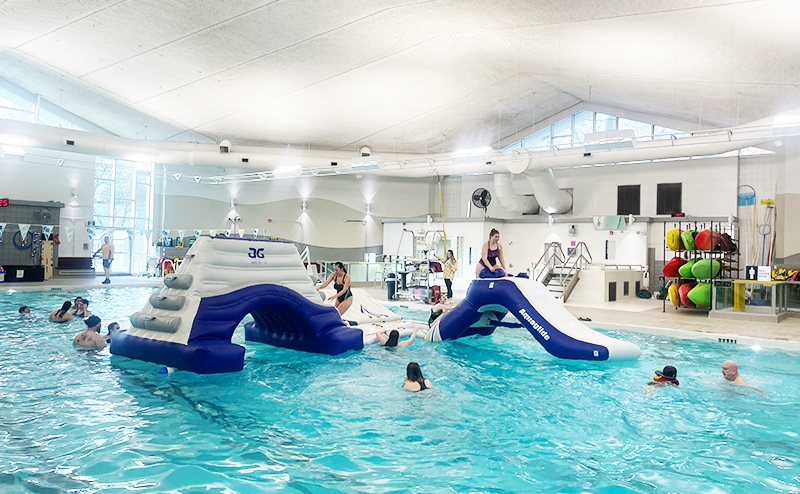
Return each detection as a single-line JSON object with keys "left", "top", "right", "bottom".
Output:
{"left": 252, "top": 228, "right": 259, "bottom": 238}
{"left": 194, "top": 230, "right": 202, "bottom": 238}
{"left": 18, "top": 224, "right": 31, "bottom": 239}
{"left": 757, "top": 266, "right": 771, "bottom": 282}
{"left": 209, "top": 229, "right": 217, "bottom": 237}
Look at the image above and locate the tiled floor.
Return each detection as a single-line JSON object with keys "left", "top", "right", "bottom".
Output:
{"left": 5, "top": 276, "right": 799, "bottom": 349}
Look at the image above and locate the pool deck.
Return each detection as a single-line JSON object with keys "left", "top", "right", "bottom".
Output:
{"left": 4, "top": 276, "right": 799, "bottom": 349}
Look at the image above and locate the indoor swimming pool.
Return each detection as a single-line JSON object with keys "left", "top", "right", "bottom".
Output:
{"left": 1, "top": 287, "right": 798, "bottom": 493}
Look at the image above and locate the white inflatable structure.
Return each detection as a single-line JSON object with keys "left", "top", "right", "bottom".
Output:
{"left": 112, "top": 237, "right": 378, "bottom": 373}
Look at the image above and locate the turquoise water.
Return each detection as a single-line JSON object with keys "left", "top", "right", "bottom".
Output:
{"left": 2, "top": 288, "right": 800, "bottom": 493}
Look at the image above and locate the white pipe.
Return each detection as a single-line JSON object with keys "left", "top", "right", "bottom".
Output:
{"left": 493, "top": 173, "right": 539, "bottom": 214}
{"left": 524, "top": 169, "right": 572, "bottom": 214}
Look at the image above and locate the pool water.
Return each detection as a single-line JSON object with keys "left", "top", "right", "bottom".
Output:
{"left": 2, "top": 288, "right": 800, "bottom": 493}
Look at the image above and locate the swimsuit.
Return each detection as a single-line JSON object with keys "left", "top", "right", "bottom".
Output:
{"left": 334, "top": 275, "right": 353, "bottom": 303}
{"left": 428, "top": 309, "right": 443, "bottom": 326}
{"left": 479, "top": 244, "right": 500, "bottom": 269}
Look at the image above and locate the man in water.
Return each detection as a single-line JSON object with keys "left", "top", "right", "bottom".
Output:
{"left": 18, "top": 306, "right": 30, "bottom": 314}
{"left": 722, "top": 360, "right": 749, "bottom": 386}
{"left": 94, "top": 236, "right": 114, "bottom": 284}
{"left": 73, "top": 315, "right": 107, "bottom": 350}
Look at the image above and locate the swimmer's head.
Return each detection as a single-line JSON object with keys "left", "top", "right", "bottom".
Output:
{"left": 59, "top": 301, "right": 72, "bottom": 313}
{"left": 386, "top": 330, "right": 400, "bottom": 347}
{"left": 108, "top": 322, "right": 120, "bottom": 333}
{"left": 334, "top": 261, "right": 347, "bottom": 275}
{"left": 722, "top": 361, "right": 739, "bottom": 381}
{"left": 489, "top": 228, "right": 500, "bottom": 241}
{"left": 438, "top": 293, "right": 447, "bottom": 304}
{"left": 18, "top": 306, "right": 30, "bottom": 314}
{"left": 85, "top": 315, "right": 102, "bottom": 332}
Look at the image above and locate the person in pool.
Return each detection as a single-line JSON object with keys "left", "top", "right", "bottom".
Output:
{"left": 106, "top": 322, "right": 120, "bottom": 343}
{"left": 428, "top": 293, "right": 454, "bottom": 327}
{"left": 49, "top": 301, "right": 73, "bottom": 323}
{"left": 72, "top": 298, "right": 92, "bottom": 318}
{"left": 317, "top": 261, "right": 353, "bottom": 316}
{"left": 648, "top": 365, "right": 679, "bottom": 387}
{"left": 18, "top": 306, "right": 31, "bottom": 314}
{"left": 403, "top": 362, "right": 432, "bottom": 392}
{"left": 73, "top": 315, "right": 106, "bottom": 350}
{"left": 476, "top": 228, "right": 509, "bottom": 278}
{"left": 376, "top": 327, "right": 419, "bottom": 347}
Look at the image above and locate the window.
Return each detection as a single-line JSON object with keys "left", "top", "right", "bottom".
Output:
{"left": 93, "top": 157, "right": 155, "bottom": 275}
{"left": 657, "top": 183, "right": 682, "bottom": 215}
{"left": 551, "top": 116, "right": 572, "bottom": 148}
{"left": 595, "top": 113, "right": 617, "bottom": 132}
{"left": 624, "top": 281, "right": 629, "bottom": 296}
{"left": 618, "top": 118, "right": 653, "bottom": 141}
{"left": 617, "top": 185, "right": 641, "bottom": 215}
{"left": 572, "top": 111, "right": 594, "bottom": 145}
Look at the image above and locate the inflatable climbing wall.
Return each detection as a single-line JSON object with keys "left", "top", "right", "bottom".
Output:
{"left": 111, "top": 236, "right": 362, "bottom": 373}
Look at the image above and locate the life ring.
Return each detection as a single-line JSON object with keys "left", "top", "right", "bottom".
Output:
{"left": 13, "top": 231, "right": 33, "bottom": 250}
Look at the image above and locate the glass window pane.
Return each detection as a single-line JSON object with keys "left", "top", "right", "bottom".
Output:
{"left": 573, "top": 111, "right": 594, "bottom": 145}
{"left": 95, "top": 216, "right": 113, "bottom": 227}
{"left": 94, "top": 181, "right": 112, "bottom": 217}
{"left": 114, "top": 167, "right": 134, "bottom": 200}
{"left": 502, "top": 140, "right": 522, "bottom": 152}
{"left": 115, "top": 199, "right": 133, "bottom": 219}
{"left": 522, "top": 127, "right": 551, "bottom": 149}
{"left": 552, "top": 117, "right": 571, "bottom": 138}
{"left": 114, "top": 217, "right": 133, "bottom": 228}
{"left": 136, "top": 171, "right": 152, "bottom": 184}
{"left": 595, "top": 113, "right": 617, "bottom": 132}
{"left": 654, "top": 126, "right": 680, "bottom": 140}
{"left": 95, "top": 159, "right": 114, "bottom": 179}
{"left": 135, "top": 184, "right": 149, "bottom": 217}
{"left": 134, "top": 218, "right": 148, "bottom": 230}
{"left": 619, "top": 118, "right": 653, "bottom": 140}
{"left": 552, "top": 135, "right": 571, "bottom": 147}
{"left": 0, "top": 107, "right": 34, "bottom": 123}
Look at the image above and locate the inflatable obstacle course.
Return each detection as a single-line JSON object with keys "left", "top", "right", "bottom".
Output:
{"left": 425, "top": 277, "right": 641, "bottom": 361}
{"left": 112, "top": 236, "right": 364, "bottom": 373}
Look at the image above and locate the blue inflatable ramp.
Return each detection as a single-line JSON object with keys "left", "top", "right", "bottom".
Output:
{"left": 426, "top": 277, "right": 641, "bottom": 361}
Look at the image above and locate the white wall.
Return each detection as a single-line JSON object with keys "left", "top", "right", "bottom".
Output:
{"left": 158, "top": 172, "right": 433, "bottom": 251}
{"left": 0, "top": 155, "right": 94, "bottom": 258}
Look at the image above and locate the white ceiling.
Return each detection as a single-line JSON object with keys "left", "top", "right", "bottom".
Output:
{"left": 2, "top": 0, "right": 800, "bottom": 153}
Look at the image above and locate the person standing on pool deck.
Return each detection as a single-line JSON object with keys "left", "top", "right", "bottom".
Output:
{"left": 94, "top": 236, "right": 114, "bottom": 284}
{"left": 435, "top": 250, "right": 457, "bottom": 298}
{"left": 73, "top": 315, "right": 106, "bottom": 350}
{"left": 317, "top": 261, "right": 353, "bottom": 316}
{"left": 476, "top": 228, "right": 509, "bottom": 278}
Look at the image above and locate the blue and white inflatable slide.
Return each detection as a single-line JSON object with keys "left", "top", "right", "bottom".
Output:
{"left": 426, "top": 277, "right": 641, "bottom": 361}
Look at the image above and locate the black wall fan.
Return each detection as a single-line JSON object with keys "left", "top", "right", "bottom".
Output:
{"left": 471, "top": 188, "right": 492, "bottom": 216}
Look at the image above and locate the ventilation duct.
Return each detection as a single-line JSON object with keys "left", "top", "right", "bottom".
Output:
{"left": 493, "top": 173, "right": 539, "bottom": 214}
{"left": 524, "top": 168, "right": 572, "bottom": 214}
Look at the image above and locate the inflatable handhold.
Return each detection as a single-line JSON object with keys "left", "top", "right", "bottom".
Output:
{"left": 668, "top": 283, "right": 680, "bottom": 306}
{"left": 678, "top": 283, "right": 696, "bottom": 307}
{"left": 662, "top": 257, "right": 687, "bottom": 278}
{"left": 691, "top": 258, "right": 721, "bottom": 279}
{"left": 681, "top": 230, "right": 697, "bottom": 251}
{"left": 157, "top": 366, "right": 175, "bottom": 375}
{"left": 479, "top": 268, "right": 506, "bottom": 279}
{"left": 694, "top": 230, "right": 720, "bottom": 251}
{"left": 678, "top": 259, "right": 697, "bottom": 279}
{"left": 665, "top": 228, "right": 684, "bottom": 251}
{"left": 687, "top": 283, "right": 711, "bottom": 307}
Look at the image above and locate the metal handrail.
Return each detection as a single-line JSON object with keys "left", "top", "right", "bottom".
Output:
{"left": 531, "top": 242, "right": 565, "bottom": 283}
{"left": 557, "top": 242, "right": 593, "bottom": 289}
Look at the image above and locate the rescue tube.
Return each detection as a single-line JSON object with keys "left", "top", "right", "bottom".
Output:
{"left": 681, "top": 230, "right": 697, "bottom": 251}
{"left": 665, "top": 228, "right": 683, "bottom": 251}
{"left": 678, "top": 259, "right": 697, "bottom": 279}
{"left": 691, "top": 258, "right": 721, "bottom": 279}
{"left": 668, "top": 283, "right": 680, "bottom": 306}
{"left": 687, "top": 283, "right": 711, "bottom": 307}
{"left": 663, "top": 257, "right": 687, "bottom": 278}
{"left": 678, "top": 283, "right": 696, "bottom": 306}
{"left": 695, "top": 230, "right": 720, "bottom": 251}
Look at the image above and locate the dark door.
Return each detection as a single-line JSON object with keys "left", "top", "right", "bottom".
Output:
{"left": 609, "top": 282, "right": 617, "bottom": 302}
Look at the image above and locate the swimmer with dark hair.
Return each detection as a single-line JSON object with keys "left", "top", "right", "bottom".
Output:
{"left": 73, "top": 315, "right": 106, "bottom": 350}
{"left": 18, "top": 306, "right": 30, "bottom": 314}
{"left": 49, "top": 301, "right": 73, "bottom": 323}
{"left": 648, "top": 365, "right": 679, "bottom": 387}
{"left": 403, "top": 362, "right": 432, "bottom": 392}
{"left": 317, "top": 261, "right": 353, "bottom": 316}
{"left": 376, "top": 327, "right": 419, "bottom": 347}
{"left": 428, "top": 294, "right": 454, "bottom": 327}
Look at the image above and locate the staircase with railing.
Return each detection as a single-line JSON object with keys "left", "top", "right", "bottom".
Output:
{"left": 529, "top": 242, "right": 592, "bottom": 301}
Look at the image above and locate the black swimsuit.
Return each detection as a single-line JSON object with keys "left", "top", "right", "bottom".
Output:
{"left": 334, "top": 275, "right": 353, "bottom": 303}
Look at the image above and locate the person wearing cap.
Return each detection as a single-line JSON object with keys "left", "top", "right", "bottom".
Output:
{"left": 73, "top": 315, "right": 106, "bottom": 350}
{"left": 648, "top": 365, "right": 679, "bottom": 387}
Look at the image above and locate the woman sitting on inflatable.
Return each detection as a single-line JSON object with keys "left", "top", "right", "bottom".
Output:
{"left": 475, "top": 228, "right": 509, "bottom": 278}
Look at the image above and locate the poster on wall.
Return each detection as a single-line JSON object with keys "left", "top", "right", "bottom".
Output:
{"left": 605, "top": 240, "right": 616, "bottom": 261}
